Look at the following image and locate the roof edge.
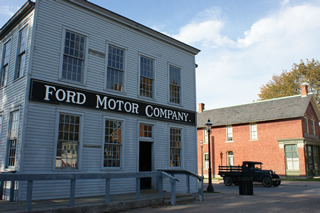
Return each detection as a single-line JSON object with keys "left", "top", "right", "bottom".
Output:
{"left": 68, "top": 0, "right": 200, "bottom": 55}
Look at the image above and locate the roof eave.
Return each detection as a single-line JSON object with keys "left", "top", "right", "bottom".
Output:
{"left": 68, "top": 0, "right": 200, "bottom": 55}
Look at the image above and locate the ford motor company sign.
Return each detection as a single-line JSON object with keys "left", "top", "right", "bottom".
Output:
{"left": 29, "top": 79, "right": 196, "bottom": 125}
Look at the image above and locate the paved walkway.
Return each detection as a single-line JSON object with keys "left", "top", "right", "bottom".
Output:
{"left": 126, "top": 181, "right": 320, "bottom": 213}
{"left": 1, "top": 181, "right": 320, "bottom": 212}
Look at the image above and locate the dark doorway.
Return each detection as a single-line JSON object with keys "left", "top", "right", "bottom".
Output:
{"left": 139, "top": 142, "right": 152, "bottom": 189}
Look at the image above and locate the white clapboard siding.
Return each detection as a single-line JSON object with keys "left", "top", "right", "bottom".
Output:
{"left": 7, "top": 0, "right": 199, "bottom": 200}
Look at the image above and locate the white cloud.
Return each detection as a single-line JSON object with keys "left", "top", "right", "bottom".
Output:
{"left": 0, "top": 6, "right": 16, "bottom": 17}
{"left": 174, "top": 3, "right": 320, "bottom": 109}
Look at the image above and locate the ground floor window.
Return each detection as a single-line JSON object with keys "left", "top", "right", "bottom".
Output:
{"left": 227, "top": 151, "right": 234, "bottom": 166}
{"left": 285, "top": 144, "right": 299, "bottom": 171}
{"left": 7, "top": 111, "right": 19, "bottom": 168}
{"left": 104, "top": 119, "right": 122, "bottom": 168}
{"left": 204, "top": 153, "right": 209, "bottom": 169}
{"left": 170, "top": 127, "right": 181, "bottom": 167}
{"left": 56, "top": 113, "right": 80, "bottom": 169}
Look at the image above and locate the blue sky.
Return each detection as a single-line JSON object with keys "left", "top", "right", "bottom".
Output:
{"left": 1, "top": 0, "right": 320, "bottom": 109}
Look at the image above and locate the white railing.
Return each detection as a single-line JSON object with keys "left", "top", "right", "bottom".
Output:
{"left": 0, "top": 170, "right": 203, "bottom": 211}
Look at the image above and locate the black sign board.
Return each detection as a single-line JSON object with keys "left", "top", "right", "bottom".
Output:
{"left": 29, "top": 79, "right": 196, "bottom": 125}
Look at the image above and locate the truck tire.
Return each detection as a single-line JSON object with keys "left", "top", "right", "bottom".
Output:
{"left": 262, "top": 176, "right": 272, "bottom": 187}
{"left": 273, "top": 181, "right": 281, "bottom": 187}
{"left": 224, "top": 176, "right": 233, "bottom": 186}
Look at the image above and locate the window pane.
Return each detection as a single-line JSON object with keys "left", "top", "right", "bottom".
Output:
{"left": 107, "top": 45, "right": 124, "bottom": 91}
{"left": 140, "top": 56, "right": 154, "bottom": 98}
{"left": 104, "top": 119, "right": 122, "bottom": 167}
{"left": 56, "top": 113, "right": 80, "bottom": 169}
{"left": 170, "top": 128, "right": 181, "bottom": 167}
{"left": 7, "top": 111, "right": 19, "bottom": 167}
{"left": 62, "top": 31, "right": 85, "bottom": 83}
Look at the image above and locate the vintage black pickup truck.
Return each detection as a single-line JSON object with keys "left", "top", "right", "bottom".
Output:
{"left": 218, "top": 161, "right": 281, "bottom": 187}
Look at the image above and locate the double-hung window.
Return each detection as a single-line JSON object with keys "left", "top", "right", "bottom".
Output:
{"left": 0, "top": 116, "right": 2, "bottom": 139}
{"left": 170, "top": 127, "right": 182, "bottom": 167}
{"left": 107, "top": 45, "right": 124, "bottom": 91}
{"left": 169, "top": 65, "right": 181, "bottom": 104}
{"left": 140, "top": 56, "right": 154, "bottom": 98}
{"left": 305, "top": 118, "right": 309, "bottom": 134}
{"left": 311, "top": 120, "right": 315, "bottom": 135}
{"left": 7, "top": 111, "right": 19, "bottom": 167}
{"left": 62, "top": 30, "right": 86, "bottom": 83}
{"left": 16, "top": 26, "right": 28, "bottom": 79}
{"left": 250, "top": 123, "right": 257, "bottom": 140}
{"left": 204, "top": 153, "right": 209, "bottom": 169}
{"left": 226, "top": 126, "right": 233, "bottom": 141}
{"left": 1, "top": 40, "right": 11, "bottom": 87}
{"left": 104, "top": 119, "right": 122, "bottom": 168}
{"left": 56, "top": 113, "right": 80, "bottom": 169}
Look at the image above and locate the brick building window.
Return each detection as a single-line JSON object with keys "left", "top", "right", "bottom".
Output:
{"left": 250, "top": 123, "right": 257, "bottom": 140}
{"left": 226, "top": 126, "right": 233, "bottom": 141}
{"left": 305, "top": 118, "right": 309, "bottom": 133}
{"left": 204, "top": 153, "right": 209, "bottom": 169}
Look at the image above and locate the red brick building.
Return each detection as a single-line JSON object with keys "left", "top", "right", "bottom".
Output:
{"left": 197, "top": 85, "right": 320, "bottom": 177}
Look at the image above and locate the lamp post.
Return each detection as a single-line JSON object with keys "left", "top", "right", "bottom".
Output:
{"left": 200, "top": 140, "right": 203, "bottom": 177}
{"left": 206, "top": 119, "right": 214, "bottom": 192}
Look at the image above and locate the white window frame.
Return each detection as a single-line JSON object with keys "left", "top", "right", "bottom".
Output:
{"left": 101, "top": 116, "right": 125, "bottom": 171}
{"left": 1, "top": 39, "right": 11, "bottom": 88}
{"left": 53, "top": 110, "right": 83, "bottom": 171}
{"left": 105, "top": 42, "right": 127, "bottom": 93}
{"left": 169, "top": 126, "right": 183, "bottom": 168}
{"left": 15, "top": 25, "right": 28, "bottom": 80}
{"left": 226, "top": 126, "right": 233, "bottom": 142}
{"left": 203, "top": 129, "right": 208, "bottom": 144}
{"left": 60, "top": 28, "right": 88, "bottom": 85}
{"left": 169, "top": 64, "right": 182, "bottom": 105}
{"left": 250, "top": 123, "right": 258, "bottom": 140}
{"left": 311, "top": 119, "right": 315, "bottom": 135}
{"left": 0, "top": 115, "right": 3, "bottom": 140}
{"left": 138, "top": 53, "right": 156, "bottom": 99}
{"left": 6, "top": 110, "right": 20, "bottom": 169}
{"left": 304, "top": 117, "right": 309, "bottom": 134}
{"left": 204, "top": 153, "right": 209, "bottom": 169}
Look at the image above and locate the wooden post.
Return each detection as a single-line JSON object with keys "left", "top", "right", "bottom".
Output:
{"left": 105, "top": 178, "right": 110, "bottom": 203}
{"left": 26, "top": 180, "right": 33, "bottom": 211}
{"left": 69, "top": 179, "right": 76, "bottom": 207}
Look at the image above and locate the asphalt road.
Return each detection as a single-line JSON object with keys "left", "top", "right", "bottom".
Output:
{"left": 125, "top": 181, "right": 320, "bottom": 213}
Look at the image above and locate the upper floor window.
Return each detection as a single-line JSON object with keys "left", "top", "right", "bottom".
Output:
{"left": 305, "top": 117, "right": 309, "bottom": 134}
{"left": 107, "top": 45, "right": 124, "bottom": 91}
{"left": 170, "top": 127, "right": 182, "bottom": 167}
{"left": 0, "top": 116, "right": 2, "bottom": 139}
{"left": 226, "top": 126, "right": 233, "bottom": 141}
{"left": 62, "top": 30, "right": 86, "bottom": 83}
{"left": 7, "top": 111, "right": 19, "bottom": 168}
{"left": 311, "top": 120, "right": 315, "bottom": 135}
{"left": 56, "top": 113, "right": 81, "bottom": 169}
{"left": 140, "top": 56, "right": 154, "bottom": 98}
{"left": 1, "top": 40, "right": 11, "bottom": 87}
{"left": 250, "top": 123, "right": 258, "bottom": 140}
{"left": 169, "top": 65, "right": 181, "bottom": 104}
{"left": 104, "top": 119, "right": 122, "bottom": 168}
{"left": 15, "top": 26, "right": 28, "bottom": 79}
{"left": 203, "top": 129, "right": 208, "bottom": 144}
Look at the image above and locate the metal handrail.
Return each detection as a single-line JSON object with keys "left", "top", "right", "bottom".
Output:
{"left": 0, "top": 171, "right": 182, "bottom": 211}
{"left": 158, "top": 169, "right": 204, "bottom": 202}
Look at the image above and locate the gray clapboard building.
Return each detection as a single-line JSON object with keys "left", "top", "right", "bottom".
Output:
{"left": 0, "top": 0, "right": 200, "bottom": 200}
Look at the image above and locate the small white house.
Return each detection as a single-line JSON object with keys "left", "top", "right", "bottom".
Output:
{"left": 0, "top": 0, "right": 200, "bottom": 200}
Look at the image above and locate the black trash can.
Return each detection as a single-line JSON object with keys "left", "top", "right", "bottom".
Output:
{"left": 239, "top": 177, "right": 253, "bottom": 195}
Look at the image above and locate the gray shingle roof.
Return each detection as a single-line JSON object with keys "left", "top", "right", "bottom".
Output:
{"left": 197, "top": 95, "right": 313, "bottom": 128}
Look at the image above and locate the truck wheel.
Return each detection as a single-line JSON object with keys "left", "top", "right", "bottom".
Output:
{"left": 224, "top": 176, "right": 233, "bottom": 186}
{"left": 273, "top": 181, "right": 281, "bottom": 187}
{"left": 262, "top": 176, "right": 272, "bottom": 187}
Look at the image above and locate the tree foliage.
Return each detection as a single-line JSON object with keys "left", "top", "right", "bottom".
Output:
{"left": 258, "top": 59, "right": 320, "bottom": 107}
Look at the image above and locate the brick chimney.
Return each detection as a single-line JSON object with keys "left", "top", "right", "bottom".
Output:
{"left": 198, "top": 103, "right": 205, "bottom": 112}
{"left": 301, "top": 84, "right": 308, "bottom": 97}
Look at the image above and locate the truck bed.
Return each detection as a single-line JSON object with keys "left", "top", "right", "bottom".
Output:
{"left": 218, "top": 166, "right": 243, "bottom": 176}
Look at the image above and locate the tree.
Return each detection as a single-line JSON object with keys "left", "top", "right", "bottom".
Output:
{"left": 258, "top": 59, "right": 320, "bottom": 107}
